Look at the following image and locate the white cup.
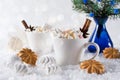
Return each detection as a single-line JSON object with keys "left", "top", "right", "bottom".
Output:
{"left": 26, "top": 32, "right": 52, "bottom": 54}
{"left": 53, "top": 38, "right": 99, "bottom": 66}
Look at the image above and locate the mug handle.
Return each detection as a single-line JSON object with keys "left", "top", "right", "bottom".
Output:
{"left": 80, "top": 42, "right": 100, "bottom": 62}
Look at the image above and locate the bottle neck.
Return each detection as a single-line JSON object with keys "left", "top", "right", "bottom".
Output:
{"left": 94, "top": 17, "right": 108, "bottom": 25}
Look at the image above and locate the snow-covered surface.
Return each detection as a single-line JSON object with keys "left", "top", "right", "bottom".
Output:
{"left": 0, "top": 0, "right": 120, "bottom": 80}
{"left": 1, "top": 50, "right": 120, "bottom": 80}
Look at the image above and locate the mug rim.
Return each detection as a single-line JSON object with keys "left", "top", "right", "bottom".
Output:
{"left": 25, "top": 31, "right": 51, "bottom": 35}
{"left": 53, "top": 36, "right": 87, "bottom": 40}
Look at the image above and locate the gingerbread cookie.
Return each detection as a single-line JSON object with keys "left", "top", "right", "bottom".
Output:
{"left": 17, "top": 48, "right": 38, "bottom": 66}
{"left": 80, "top": 60, "right": 105, "bottom": 74}
{"left": 103, "top": 47, "right": 120, "bottom": 59}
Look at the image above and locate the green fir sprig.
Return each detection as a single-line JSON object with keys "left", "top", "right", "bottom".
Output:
{"left": 72, "top": 0, "right": 120, "bottom": 18}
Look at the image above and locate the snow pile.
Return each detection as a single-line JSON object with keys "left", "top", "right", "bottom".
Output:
{"left": 0, "top": 48, "right": 120, "bottom": 80}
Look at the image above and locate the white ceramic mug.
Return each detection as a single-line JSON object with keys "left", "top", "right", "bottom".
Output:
{"left": 26, "top": 32, "right": 52, "bottom": 54}
{"left": 53, "top": 38, "right": 99, "bottom": 66}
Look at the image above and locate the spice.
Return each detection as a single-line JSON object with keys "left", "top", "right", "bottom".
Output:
{"left": 21, "top": 20, "right": 35, "bottom": 31}
{"left": 80, "top": 18, "right": 91, "bottom": 38}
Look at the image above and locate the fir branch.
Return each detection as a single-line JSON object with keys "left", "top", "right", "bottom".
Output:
{"left": 72, "top": 0, "right": 120, "bottom": 18}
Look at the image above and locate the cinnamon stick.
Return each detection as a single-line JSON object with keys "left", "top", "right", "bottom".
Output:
{"left": 80, "top": 18, "right": 91, "bottom": 38}
{"left": 81, "top": 18, "right": 91, "bottom": 32}
{"left": 21, "top": 20, "right": 29, "bottom": 29}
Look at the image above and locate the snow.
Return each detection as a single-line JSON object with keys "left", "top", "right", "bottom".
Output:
{"left": 0, "top": 48, "right": 120, "bottom": 80}
{"left": 0, "top": 0, "right": 120, "bottom": 80}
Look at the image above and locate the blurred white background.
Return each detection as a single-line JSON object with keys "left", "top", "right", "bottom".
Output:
{"left": 0, "top": 0, "right": 120, "bottom": 48}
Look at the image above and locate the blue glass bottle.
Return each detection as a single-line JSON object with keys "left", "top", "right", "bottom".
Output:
{"left": 88, "top": 17, "right": 113, "bottom": 53}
